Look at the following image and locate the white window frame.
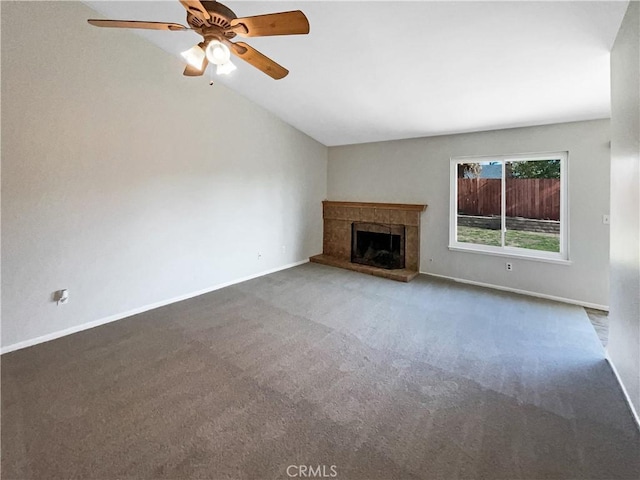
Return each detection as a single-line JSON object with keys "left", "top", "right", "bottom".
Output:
{"left": 449, "top": 151, "right": 569, "bottom": 264}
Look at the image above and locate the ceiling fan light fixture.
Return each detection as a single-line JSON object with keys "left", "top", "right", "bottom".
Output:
{"left": 180, "top": 44, "right": 206, "bottom": 71}
{"left": 216, "top": 60, "right": 237, "bottom": 75}
{"left": 87, "top": 2, "right": 310, "bottom": 80}
{"left": 205, "top": 40, "right": 231, "bottom": 65}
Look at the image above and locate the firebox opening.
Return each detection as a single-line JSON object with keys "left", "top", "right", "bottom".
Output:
{"left": 351, "top": 223, "right": 406, "bottom": 270}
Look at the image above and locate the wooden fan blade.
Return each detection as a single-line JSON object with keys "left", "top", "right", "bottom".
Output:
{"left": 229, "top": 11, "right": 309, "bottom": 37}
{"left": 183, "top": 58, "right": 208, "bottom": 76}
{"left": 227, "top": 41, "right": 288, "bottom": 79}
{"left": 179, "top": 1, "right": 211, "bottom": 21}
{"left": 87, "top": 19, "right": 188, "bottom": 31}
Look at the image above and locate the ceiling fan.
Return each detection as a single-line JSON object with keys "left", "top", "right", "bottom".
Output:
{"left": 88, "top": 0, "right": 310, "bottom": 80}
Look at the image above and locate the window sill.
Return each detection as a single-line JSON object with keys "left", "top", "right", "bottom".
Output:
{"left": 448, "top": 244, "right": 572, "bottom": 265}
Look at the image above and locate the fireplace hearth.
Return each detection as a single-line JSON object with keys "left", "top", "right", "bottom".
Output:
{"left": 351, "top": 223, "right": 405, "bottom": 270}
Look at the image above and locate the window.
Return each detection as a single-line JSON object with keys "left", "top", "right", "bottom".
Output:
{"left": 449, "top": 152, "right": 568, "bottom": 262}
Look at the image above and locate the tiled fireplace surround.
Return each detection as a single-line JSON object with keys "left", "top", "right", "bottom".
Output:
{"left": 310, "top": 201, "right": 427, "bottom": 282}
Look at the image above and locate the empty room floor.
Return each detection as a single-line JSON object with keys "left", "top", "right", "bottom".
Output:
{"left": 2, "top": 263, "right": 639, "bottom": 479}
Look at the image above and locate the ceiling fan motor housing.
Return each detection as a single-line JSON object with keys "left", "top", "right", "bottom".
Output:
{"left": 187, "top": 1, "right": 237, "bottom": 39}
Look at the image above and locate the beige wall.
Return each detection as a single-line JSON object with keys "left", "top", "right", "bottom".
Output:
{"left": 1, "top": 1, "right": 327, "bottom": 349}
{"left": 328, "top": 119, "right": 611, "bottom": 308}
{"left": 608, "top": 0, "right": 640, "bottom": 416}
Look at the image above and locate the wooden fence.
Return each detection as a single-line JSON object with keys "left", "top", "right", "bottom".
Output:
{"left": 457, "top": 178, "right": 560, "bottom": 220}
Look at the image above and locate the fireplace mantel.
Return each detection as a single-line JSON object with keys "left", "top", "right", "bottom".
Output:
{"left": 310, "top": 201, "right": 427, "bottom": 282}
{"left": 321, "top": 201, "right": 427, "bottom": 212}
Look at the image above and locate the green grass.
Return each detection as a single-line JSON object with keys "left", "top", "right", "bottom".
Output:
{"left": 457, "top": 226, "right": 559, "bottom": 252}
{"left": 457, "top": 226, "right": 501, "bottom": 246}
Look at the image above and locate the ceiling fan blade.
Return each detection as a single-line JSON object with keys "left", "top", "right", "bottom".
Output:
{"left": 227, "top": 41, "right": 288, "bottom": 79}
{"left": 183, "top": 58, "right": 208, "bottom": 76}
{"left": 179, "top": 1, "right": 211, "bottom": 21}
{"left": 88, "top": 19, "right": 188, "bottom": 31}
{"left": 229, "top": 11, "right": 309, "bottom": 37}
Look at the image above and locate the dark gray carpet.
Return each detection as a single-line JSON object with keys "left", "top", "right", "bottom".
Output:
{"left": 2, "top": 263, "right": 639, "bottom": 479}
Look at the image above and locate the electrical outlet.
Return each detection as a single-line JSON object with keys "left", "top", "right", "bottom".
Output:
{"left": 603, "top": 214, "right": 610, "bottom": 225}
{"left": 257, "top": 252, "right": 262, "bottom": 260}
{"left": 506, "top": 263, "right": 513, "bottom": 271}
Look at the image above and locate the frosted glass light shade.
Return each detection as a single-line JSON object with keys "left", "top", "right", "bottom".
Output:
{"left": 180, "top": 45, "right": 206, "bottom": 71}
{"left": 216, "top": 60, "right": 237, "bottom": 75}
{"left": 205, "top": 40, "right": 231, "bottom": 65}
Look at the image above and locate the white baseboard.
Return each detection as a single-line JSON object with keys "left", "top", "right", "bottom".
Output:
{"left": 420, "top": 271, "right": 609, "bottom": 311}
{"left": 1, "top": 259, "right": 310, "bottom": 355}
{"left": 605, "top": 352, "right": 640, "bottom": 430}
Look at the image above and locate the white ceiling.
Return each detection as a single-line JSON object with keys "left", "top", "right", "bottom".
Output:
{"left": 83, "top": 1, "right": 628, "bottom": 146}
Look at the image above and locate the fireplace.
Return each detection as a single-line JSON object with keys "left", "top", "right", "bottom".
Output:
{"left": 351, "top": 222, "right": 405, "bottom": 270}
{"left": 310, "top": 201, "right": 427, "bottom": 282}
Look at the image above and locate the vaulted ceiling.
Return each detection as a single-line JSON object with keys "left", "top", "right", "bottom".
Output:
{"left": 84, "top": 1, "right": 628, "bottom": 146}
